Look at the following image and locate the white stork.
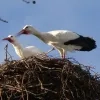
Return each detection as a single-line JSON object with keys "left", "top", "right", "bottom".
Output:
{"left": 2, "top": 35, "right": 46, "bottom": 59}
{"left": 16, "top": 25, "right": 97, "bottom": 59}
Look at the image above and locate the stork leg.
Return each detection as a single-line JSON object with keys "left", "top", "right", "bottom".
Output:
{"left": 62, "top": 55, "right": 64, "bottom": 58}
{"left": 46, "top": 47, "right": 55, "bottom": 54}
{"left": 63, "top": 53, "right": 66, "bottom": 59}
{"left": 62, "top": 52, "right": 65, "bottom": 59}
{"left": 57, "top": 49, "right": 63, "bottom": 59}
{"left": 57, "top": 49, "right": 66, "bottom": 59}
{"left": 62, "top": 49, "right": 66, "bottom": 59}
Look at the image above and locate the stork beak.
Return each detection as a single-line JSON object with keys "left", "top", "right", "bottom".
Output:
{"left": 16, "top": 29, "right": 30, "bottom": 37}
{"left": 2, "top": 37, "right": 13, "bottom": 43}
{"left": 2, "top": 37, "right": 10, "bottom": 41}
{"left": 15, "top": 29, "right": 25, "bottom": 37}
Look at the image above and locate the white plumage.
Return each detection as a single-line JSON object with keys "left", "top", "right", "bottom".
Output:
{"left": 47, "top": 30, "right": 79, "bottom": 42}
{"left": 3, "top": 35, "right": 46, "bottom": 59}
{"left": 16, "top": 25, "right": 96, "bottom": 59}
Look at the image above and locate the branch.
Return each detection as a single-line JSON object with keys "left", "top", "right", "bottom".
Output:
{"left": 4, "top": 44, "right": 12, "bottom": 61}
{"left": 22, "top": 0, "right": 30, "bottom": 4}
{"left": 0, "top": 17, "right": 8, "bottom": 23}
{"left": 22, "top": 0, "right": 36, "bottom": 4}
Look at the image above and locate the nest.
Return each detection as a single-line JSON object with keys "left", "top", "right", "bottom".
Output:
{"left": 0, "top": 56, "right": 100, "bottom": 100}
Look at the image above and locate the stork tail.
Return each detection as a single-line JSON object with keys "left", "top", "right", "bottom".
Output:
{"left": 79, "top": 37, "right": 97, "bottom": 51}
{"left": 64, "top": 36, "right": 97, "bottom": 51}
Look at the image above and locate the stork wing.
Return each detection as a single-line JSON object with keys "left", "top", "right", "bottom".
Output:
{"left": 25, "top": 46, "right": 43, "bottom": 54}
{"left": 44, "top": 30, "right": 80, "bottom": 43}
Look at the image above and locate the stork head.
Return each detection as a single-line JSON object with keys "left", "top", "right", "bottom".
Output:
{"left": 16, "top": 25, "right": 33, "bottom": 36}
{"left": 2, "top": 35, "right": 16, "bottom": 43}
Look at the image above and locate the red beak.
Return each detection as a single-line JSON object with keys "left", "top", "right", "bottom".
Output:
{"left": 2, "top": 37, "right": 13, "bottom": 43}
{"left": 15, "top": 29, "right": 24, "bottom": 37}
{"left": 16, "top": 29, "right": 29, "bottom": 37}
{"left": 2, "top": 37, "right": 10, "bottom": 41}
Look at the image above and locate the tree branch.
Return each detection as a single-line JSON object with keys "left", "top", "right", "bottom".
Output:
{"left": 0, "top": 17, "right": 8, "bottom": 23}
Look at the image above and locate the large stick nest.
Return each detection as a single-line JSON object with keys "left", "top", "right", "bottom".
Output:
{"left": 0, "top": 56, "right": 100, "bottom": 100}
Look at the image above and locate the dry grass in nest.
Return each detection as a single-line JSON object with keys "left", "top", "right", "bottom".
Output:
{"left": 0, "top": 56, "right": 100, "bottom": 100}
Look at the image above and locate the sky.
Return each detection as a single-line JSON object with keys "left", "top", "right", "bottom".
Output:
{"left": 0, "top": 0, "right": 99, "bottom": 73}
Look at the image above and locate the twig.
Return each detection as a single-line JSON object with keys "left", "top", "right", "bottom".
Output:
{"left": 0, "top": 17, "right": 8, "bottom": 23}
{"left": 4, "top": 44, "right": 8, "bottom": 61}
{"left": 4, "top": 44, "right": 12, "bottom": 61}
{"left": 29, "top": 83, "right": 53, "bottom": 88}
{"left": 38, "top": 77, "right": 57, "bottom": 94}
{"left": 38, "top": 77, "right": 44, "bottom": 89}
{"left": 22, "top": 0, "right": 30, "bottom": 4}
{"left": 25, "top": 89, "right": 29, "bottom": 100}
{"left": 4, "top": 85, "right": 46, "bottom": 96}
{"left": 22, "top": 0, "right": 36, "bottom": 4}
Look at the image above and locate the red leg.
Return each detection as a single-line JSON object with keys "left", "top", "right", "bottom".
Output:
{"left": 62, "top": 55, "right": 63, "bottom": 59}
{"left": 61, "top": 50, "right": 65, "bottom": 59}
{"left": 46, "top": 47, "right": 55, "bottom": 54}
{"left": 63, "top": 52, "right": 66, "bottom": 59}
{"left": 61, "top": 52, "right": 65, "bottom": 59}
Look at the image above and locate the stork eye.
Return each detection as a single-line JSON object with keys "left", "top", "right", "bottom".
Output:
{"left": 25, "top": 26, "right": 28, "bottom": 29}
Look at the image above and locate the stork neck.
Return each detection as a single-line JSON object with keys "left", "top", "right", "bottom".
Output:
{"left": 31, "top": 28, "right": 45, "bottom": 42}
{"left": 12, "top": 41, "right": 23, "bottom": 51}
{"left": 12, "top": 41, "right": 25, "bottom": 58}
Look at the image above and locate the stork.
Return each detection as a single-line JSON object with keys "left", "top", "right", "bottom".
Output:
{"left": 2, "top": 35, "right": 46, "bottom": 59}
{"left": 16, "top": 25, "right": 97, "bottom": 59}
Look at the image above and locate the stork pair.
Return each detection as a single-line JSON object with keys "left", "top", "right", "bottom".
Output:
{"left": 3, "top": 25, "right": 97, "bottom": 59}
